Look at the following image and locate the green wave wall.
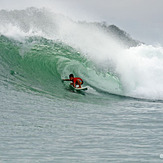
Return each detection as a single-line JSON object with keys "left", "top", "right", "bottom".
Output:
{"left": 0, "top": 35, "right": 122, "bottom": 99}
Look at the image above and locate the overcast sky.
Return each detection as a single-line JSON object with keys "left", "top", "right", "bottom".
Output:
{"left": 1, "top": 0, "right": 163, "bottom": 45}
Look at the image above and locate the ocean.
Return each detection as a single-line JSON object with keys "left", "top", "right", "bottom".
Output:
{"left": 0, "top": 8, "right": 163, "bottom": 163}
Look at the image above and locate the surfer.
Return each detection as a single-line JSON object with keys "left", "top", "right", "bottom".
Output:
{"left": 62, "top": 74, "right": 83, "bottom": 88}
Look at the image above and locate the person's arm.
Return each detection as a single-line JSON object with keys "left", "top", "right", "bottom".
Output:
{"left": 62, "top": 79, "right": 70, "bottom": 81}
{"left": 62, "top": 79, "right": 70, "bottom": 83}
{"left": 73, "top": 82, "right": 76, "bottom": 87}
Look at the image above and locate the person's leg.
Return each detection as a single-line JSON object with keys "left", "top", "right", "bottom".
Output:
{"left": 76, "top": 79, "right": 82, "bottom": 88}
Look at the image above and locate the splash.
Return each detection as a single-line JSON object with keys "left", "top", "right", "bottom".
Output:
{"left": 0, "top": 8, "right": 163, "bottom": 100}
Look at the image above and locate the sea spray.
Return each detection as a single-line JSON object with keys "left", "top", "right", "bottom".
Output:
{"left": 0, "top": 8, "right": 163, "bottom": 100}
{"left": 116, "top": 45, "right": 163, "bottom": 99}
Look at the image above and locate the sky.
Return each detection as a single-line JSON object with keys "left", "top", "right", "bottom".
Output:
{"left": 0, "top": 0, "right": 163, "bottom": 45}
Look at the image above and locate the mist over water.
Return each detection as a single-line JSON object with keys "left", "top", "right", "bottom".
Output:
{"left": 1, "top": 8, "right": 163, "bottom": 100}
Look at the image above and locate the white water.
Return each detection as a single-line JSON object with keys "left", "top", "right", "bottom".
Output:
{"left": 53, "top": 15, "right": 163, "bottom": 100}
{"left": 117, "top": 45, "right": 163, "bottom": 99}
{"left": 1, "top": 8, "right": 163, "bottom": 100}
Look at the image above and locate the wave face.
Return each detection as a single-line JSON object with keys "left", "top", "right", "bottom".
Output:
{"left": 0, "top": 8, "right": 163, "bottom": 100}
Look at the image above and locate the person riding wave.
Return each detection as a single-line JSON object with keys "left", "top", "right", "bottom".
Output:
{"left": 62, "top": 74, "right": 83, "bottom": 88}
